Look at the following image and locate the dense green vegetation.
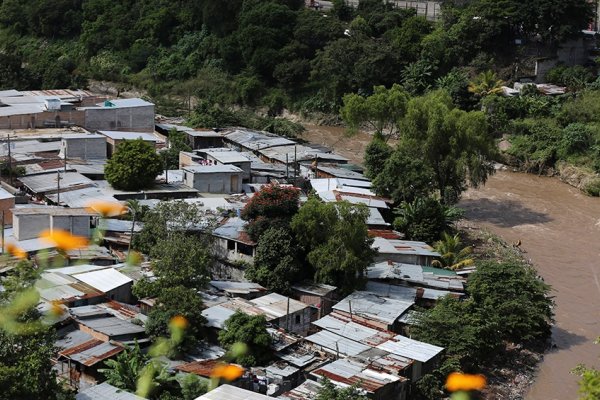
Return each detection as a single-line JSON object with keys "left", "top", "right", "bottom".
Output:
{"left": 0, "top": 0, "right": 592, "bottom": 116}
{"left": 412, "top": 236, "right": 553, "bottom": 399}
{"left": 218, "top": 312, "right": 272, "bottom": 367}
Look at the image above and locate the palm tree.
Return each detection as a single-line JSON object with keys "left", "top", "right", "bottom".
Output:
{"left": 468, "top": 70, "right": 505, "bottom": 97}
{"left": 99, "top": 341, "right": 148, "bottom": 392}
{"left": 432, "top": 232, "right": 474, "bottom": 270}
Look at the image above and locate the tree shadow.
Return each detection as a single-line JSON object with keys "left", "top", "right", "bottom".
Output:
{"left": 459, "top": 198, "right": 553, "bottom": 228}
{"left": 549, "top": 325, "right": 589, "bottom": 352}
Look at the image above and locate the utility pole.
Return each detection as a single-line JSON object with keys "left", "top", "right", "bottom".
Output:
{"left": 127, "top": 208, "right": 136, "bottom": 258}
{"left": 1, "top": 211, "right": 4, "bottom": 254}
{"left": 7, "top": 134, "right": 12, "bottom": 186}
{"left": 56, "top": 172, "right": 61, "bottom": 205}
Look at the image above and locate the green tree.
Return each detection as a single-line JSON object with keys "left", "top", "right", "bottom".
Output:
{"left": 163, "top": 129, "right": 192, "bottom": 170}
{"left": 394, "top": 197, "right": 462, "bottom": 244}
{"left": 363, "top": 134, "right": 393, "bottom": 179}
{"left": 400, "top": 90, "right": 496, "bottom": 203}
{"left": 291, "top": 197, "right": 375, "bottom": 295}
{"left": 133, "top": 201, "right": 211, "bottom": 254}
{"left": 241, "top": 184, "right": 300, "bottom": 241}
{"left": 105, "top": 139, "right": 163, "bottom": 191}
{"left": 100, "top": 341, "right": 148, "bottom": 392}
{"left": 245, "top": 227, "right": 301, "bottom": 293}
{"left": 468, "top": 260, "right": 553, "bottom": 342}
{"left": 340, "top": 83, "right": 409, "bottom": 140}
{"left": 432, "top": 232, "right": 474, "bottom": 270}
{"left": 372, "top": 145, "right": 435, "bottom": 203}
{"left": 468, "top": 70, "right": 504, "bottom": 98}
{"left": 412, "top": 296, "right": 503, "bottom": 367}
{"left": 573, "top": 338, "right": 600, "bottom": 400}
{"left": 143, "top": 233, "right": 212, "bottom": 295}
{"left": 145, "top": 286, "right": 206, "bottom": 354}
{"left": 0, "top": 262, "right": 72, "bottom": 400}
{"left": 180, "top": 374, "right": 208, "bottom": 400}
{"left": 218, "top": 311, "right": 271, "bottom": 367}
{"left": 315, "top": 377, "right": 367, "bottom": 400}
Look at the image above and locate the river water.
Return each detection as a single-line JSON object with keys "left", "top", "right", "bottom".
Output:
{"left": 461, "top": 170, "right": 600, "bottom": 399}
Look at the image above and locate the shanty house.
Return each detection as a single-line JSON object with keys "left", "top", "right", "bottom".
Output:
{"left": 198, "top": 148, "right": 252, "bottom": 181}
{"left": 12, "top": 207, "right": 94, "bottom": 241}
{"left": 0, "top": 187, "right": 15, "bottom": 225}
{"left": 372, "top": 237, "right": 441, "bottom": 266}
{"left": 82, "top": 98, "right": 155, "bottom": 133}
{"left": 212, "top": 218, "right": 256, "bottom": 264}
{"left": 311, "top": 357, "right": 408, "bottom": 400}
{"left": 182, "top": 165, "right": 243, "bottom": 194}
{"left": 61, "top": 134, "right": 107, "bottom": 160}
{"left": 202, "top": 293, "right": 312, "bottom": 336}
{"left": 97, "top": 130, "right": 161, "bottom": 157}
{"left": 291, "top": 282, "right": 337, "bottom": 321}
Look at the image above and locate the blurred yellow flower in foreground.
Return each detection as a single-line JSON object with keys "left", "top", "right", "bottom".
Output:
{"left": 446, "top": 372, "right": 487, "bottom": 392}
{"left": 169, "top": 315, "right": 189, "bottom": 330}
{"left": 211, "top": 363, "right": 244, "bottom": 381}
{"left": 49, "top": 300, "right": 65, "bottom": 317}
{"left": 86, "top": 200, "right": 127, "bottom": 217}
{"left": 5, "top": 242, "right": 27, "bottom": 259}
{"left": 40, "top": 229, "right": 89, "bottom": 251}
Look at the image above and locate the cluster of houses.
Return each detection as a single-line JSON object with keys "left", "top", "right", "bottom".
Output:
{"left": 0, "top": 89, "right": 470, "bottom": 400}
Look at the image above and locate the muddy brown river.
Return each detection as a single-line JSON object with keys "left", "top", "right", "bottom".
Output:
{"left": 461, "top": 170, "right": 600, "bottom": 399}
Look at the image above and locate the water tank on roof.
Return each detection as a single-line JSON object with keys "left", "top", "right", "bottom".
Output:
{"left": 44, "top": 98, "right": 61, "bottom": 111}
{"left": 104, "top": 100, "right": 113, "bottom": 107}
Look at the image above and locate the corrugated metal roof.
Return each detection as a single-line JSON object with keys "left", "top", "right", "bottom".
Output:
{"left": 80, "top": 316, "right": 146, "bottom": 337}
{"left": 377, "top": 335, "right": 444, "bottom": 363}
{"left": 212, "top": 217, "right": 254, "bottom": 245}
{"left": 259, "top": 145, "right": 348, "bottom": 164}
{"left": 312, "top": 314, "right": 394, "bottom": 346}
{"left": 279, "top": 379, "right": 323, "bottom": 400}
{"left": 98, "top": 130, "right": 159, "bottom": 141}
{"left": 313, "top": 357, "right": 401, "bottom": 393}
{"left": 19, "top": 171, "right": 93, "bottom": 194}
{"left": 305, "top": 330, "right": 371, "bottom": 357}
{"left": 12, "top": 206, "right": 94, "bottom": 216}
{"left": 315, "top": 166, "right": 368, "bottom": 180}
{"left": 102, "top": 98, "right": 153, "bottom": 108}
{"left": 366, "top": 261, "right": 465, "bottom": 291}
{"left": 175, "top": 359, "right": 224, "bottom": 377}
{"left": 202, "top": 304, "right": 237, "bottom": 329}
{"left": 365, "top": 281, "right": 417, "bottom": 303}
{"left": 372, "top": 238, "right": 441, "bottom": 257}
{"left": 224, "top": 128, "right": 295, "bottom": 151}
{"left": 46, "top": 186, "right": 116, "bottom": 208}
{"left": 205, "top": 150, "right": 251, "bottom": 164}
{"left": 196, "top": 384, "right": 272, "bottom": 400}
{"left": 69, "top": 341, "right": 124, "bottom": 366}
{"left": 209, "top": 280, "right": 266, "bottom": 295}
{"left": 74, "top": 268, "right": 132, "bottom": 293}
{"left": 183, "top": 164, "right": 243, "bottom": 173}
{"left": 291, "top": 281, "right": 336, "bottom": 296}
{"left": 76, "top": 382, "right": 145, "bottom": 400}
{"left": 332, "top": 291, "right": 413, "bottom": 325}
{"left": 250, "top": 293, "right": 308, "bottom": 318}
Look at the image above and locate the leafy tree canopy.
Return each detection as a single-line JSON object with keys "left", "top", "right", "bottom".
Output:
{"left": 291, "top": 197, "right": 375, "bottom": 295}
{"left": 105, "top": 139, "right": 163, "bottom": 191}
{"left": 218, "top": 311, "right": 271, "bottom": 367}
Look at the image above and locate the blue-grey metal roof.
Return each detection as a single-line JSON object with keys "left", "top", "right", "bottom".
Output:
{"left": 332, "top": 291, "right": 414, "bottom": 325}
{"left": 76, "top": 382, "right": 145, "bottom": 400}
{"left": 377, "top": 335, "right": 444, "bottom": 363}
{"left": 80, "top": 316, "right": 145, "bottom": 337}
{"left": 304, "top": 329, "right": 371, "bottom": 357}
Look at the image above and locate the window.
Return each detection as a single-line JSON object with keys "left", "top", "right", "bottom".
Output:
{"left": 295, "top": 315, "right": 301, "bottom": 324}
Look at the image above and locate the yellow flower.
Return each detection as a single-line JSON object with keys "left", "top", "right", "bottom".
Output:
{"left": 40, "top": 229, "right": 89, "bottom": 251}
{"left": 169, "top": 315, "right": 189, "bottom": 330}
{"left": 5, "top": 242, "right": 27, "bottom": 259}
{"left": 86, "top": 200, "right": 127, "bottom": 217}
{"left": 211, "top": 363, "right": 244, "bottom": 381}
{"left": 446, "top": 372, "right": 487, "bottom": 392}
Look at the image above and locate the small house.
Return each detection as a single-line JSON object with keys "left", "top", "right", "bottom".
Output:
{"left": 372, "top": 237, "right": 441, "bottom": 266}
{"left": 61, "top": 134, "right": 107, "bottom": 160}
{"left": 290, "top": 282, "right": 337, "bottom": 321}
{"left": 212, "top": 218, "right": 257, "bottom": 264}
{"left": 182, "top": 164, "right": 243, "bottom": 194}
{"left": 12, "top": 207, "right": 94, "bottom": 241}
{"left": 97, "top": 130, "right": 162, "bottom": 157}
{"left": 198, "top": 148, "right": 252, "bottom": 181}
